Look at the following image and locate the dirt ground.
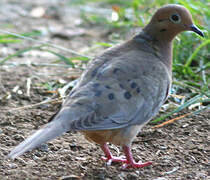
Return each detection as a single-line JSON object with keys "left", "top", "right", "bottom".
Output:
{"left": 0, "top": 1, "right": 209, "bottom": 180}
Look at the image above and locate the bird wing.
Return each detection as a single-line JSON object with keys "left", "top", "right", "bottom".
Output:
{"left": 58, "top": 49, "right": 171, "bottom": 131}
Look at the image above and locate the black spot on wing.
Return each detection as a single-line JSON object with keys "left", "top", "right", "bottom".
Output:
{"left": 105, "top": 85, "right": 111, "bottom": 89}
{"left": 124, "top": 91, "right": 132, "bottom": 99}
{"left": 108, "top": 93, "right": 115, "bottom": 100}
{"left": 136, "top": 87, "right": 141, "bottom": 93}
{"left": 92, "top": 83, "right": 102, "bottom": 97}
{"left": 130, "top": 82, "right": 137, "bottom": 89}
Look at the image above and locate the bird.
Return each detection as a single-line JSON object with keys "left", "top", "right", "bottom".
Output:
{"left": 8, "top": 4, "right": 203, "bottom": 169}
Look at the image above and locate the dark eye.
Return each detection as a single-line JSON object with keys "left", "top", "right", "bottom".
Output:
{"left": 170, "top": 14, "right": 181, "bottom": 23}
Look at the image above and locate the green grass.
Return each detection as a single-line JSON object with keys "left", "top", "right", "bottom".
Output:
{"left": 0, "top": 30, "right": 41, "bottom": 44}
{"left": 0, "top": 0, "right": 209, "bottom": 124}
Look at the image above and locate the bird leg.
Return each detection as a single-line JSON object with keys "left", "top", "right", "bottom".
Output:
{"left": 121, "top": 145, "right": 152, "bottom": 169}
{"left": 101, "top": 143, "right": 127, "bottom": 165}
{"left": 101, "top": 144, "right": 152, "bottom": 168}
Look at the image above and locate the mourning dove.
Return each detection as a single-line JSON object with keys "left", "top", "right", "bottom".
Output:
{"left": 8, "top": 4, "right": 203, "bottom": 168}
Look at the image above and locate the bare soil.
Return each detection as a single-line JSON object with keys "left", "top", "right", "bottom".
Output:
{"left": 0, "top": 1, "right": 209, "bottom": 180}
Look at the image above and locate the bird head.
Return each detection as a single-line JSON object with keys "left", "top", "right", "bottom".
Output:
{"left": 144, "top": 4, "right": 204, "bottom": 41}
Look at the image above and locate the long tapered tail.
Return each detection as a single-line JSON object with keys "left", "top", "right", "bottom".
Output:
{"left": 8, "top": 120, "right": 70, "bottom": 159}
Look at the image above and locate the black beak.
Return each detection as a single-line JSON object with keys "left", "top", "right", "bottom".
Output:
{"left": 190, "top": 24, "right": 204, "bottom": 37}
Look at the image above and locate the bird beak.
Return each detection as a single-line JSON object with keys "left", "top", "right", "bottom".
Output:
{"left": 190, "top": 24, "right": 204, "bottom": 37}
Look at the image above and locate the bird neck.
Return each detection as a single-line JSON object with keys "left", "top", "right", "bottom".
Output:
{"left": 155, "top": 39, "right": 173, "bottom": 72}
{"left": 133, "top": 30, "right": 173, "bottom": 72}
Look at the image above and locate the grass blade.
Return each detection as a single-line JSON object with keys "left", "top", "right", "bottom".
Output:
{"left": 151, "top": 94, "right": 204, "bottom": 123}
{"left": 184, "top": 39, "right": 210, "bottom": 67}
{"left": 0, "top": 45, "right": 44, "bottom": 65}
{"left": 0, "top": 39, "right": 21, "bottom": 44}
{"left": 69, "top": 56, "right": 90, "bottom": 62}
{"left": 43, "top": 49, "right": 75, "bottom": 67}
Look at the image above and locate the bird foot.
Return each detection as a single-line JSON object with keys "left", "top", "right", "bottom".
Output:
{"left": 101, "top": 144, "right": 152, "bottom": 168}
{"left": 101, "top": 156, "right": 127, "bottom": 166}
{"left": 121, "top": 161, "right": 152, "bottom": 169}
{"left": 101, "top": 156, "right": 152, "bottom": 169}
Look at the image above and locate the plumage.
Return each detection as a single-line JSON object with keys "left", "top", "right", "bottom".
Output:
{"left": 8, "top": 4, "right": 203, "bottom": 168}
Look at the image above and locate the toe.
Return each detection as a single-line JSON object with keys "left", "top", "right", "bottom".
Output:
{"left": 122, "top": 161, "right": 152, "bottom": 169}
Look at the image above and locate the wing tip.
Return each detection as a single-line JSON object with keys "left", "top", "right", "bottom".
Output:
{"left": 7, "top": 150, "right": 21, "bottom": 160}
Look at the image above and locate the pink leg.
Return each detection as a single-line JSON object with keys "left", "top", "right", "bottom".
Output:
{"left": 101, "top": 143, "right": 127, "bottom": 165}
{"left": 101, "top": 144, "right": 152, "bottom": 168}
{"left": 122, "top": 145, "right": 152, "bottom": 169}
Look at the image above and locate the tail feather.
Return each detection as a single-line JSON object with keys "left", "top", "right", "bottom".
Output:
{"left": 8, "top": 121, "right": 69, "bottom": 159}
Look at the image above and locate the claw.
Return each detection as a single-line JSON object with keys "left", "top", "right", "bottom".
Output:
{"left": 101, "top": 155, "right": 127, "bottom": 165}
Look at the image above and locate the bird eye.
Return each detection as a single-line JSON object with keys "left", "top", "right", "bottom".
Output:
{"left": 170, "top": 14, "right": 181, "bottom": 23}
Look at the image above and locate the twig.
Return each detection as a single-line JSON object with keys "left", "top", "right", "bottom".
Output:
{"left": 170, "top": 94, "right": 185, "bottom": 99}
{"left": 7, "top": 97, "right": 64, "bottom": 112}
{"left": 152, "top": 113, "right": 191, "bottom": 129}
{"left": 58, "top": 79, "right": 78, "bottom": 97}
{"left": 26, "top": 78, "right": 31, "bottom": 97}
{"left": 152, "top": 105, "right": 209, "bottom": 128}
